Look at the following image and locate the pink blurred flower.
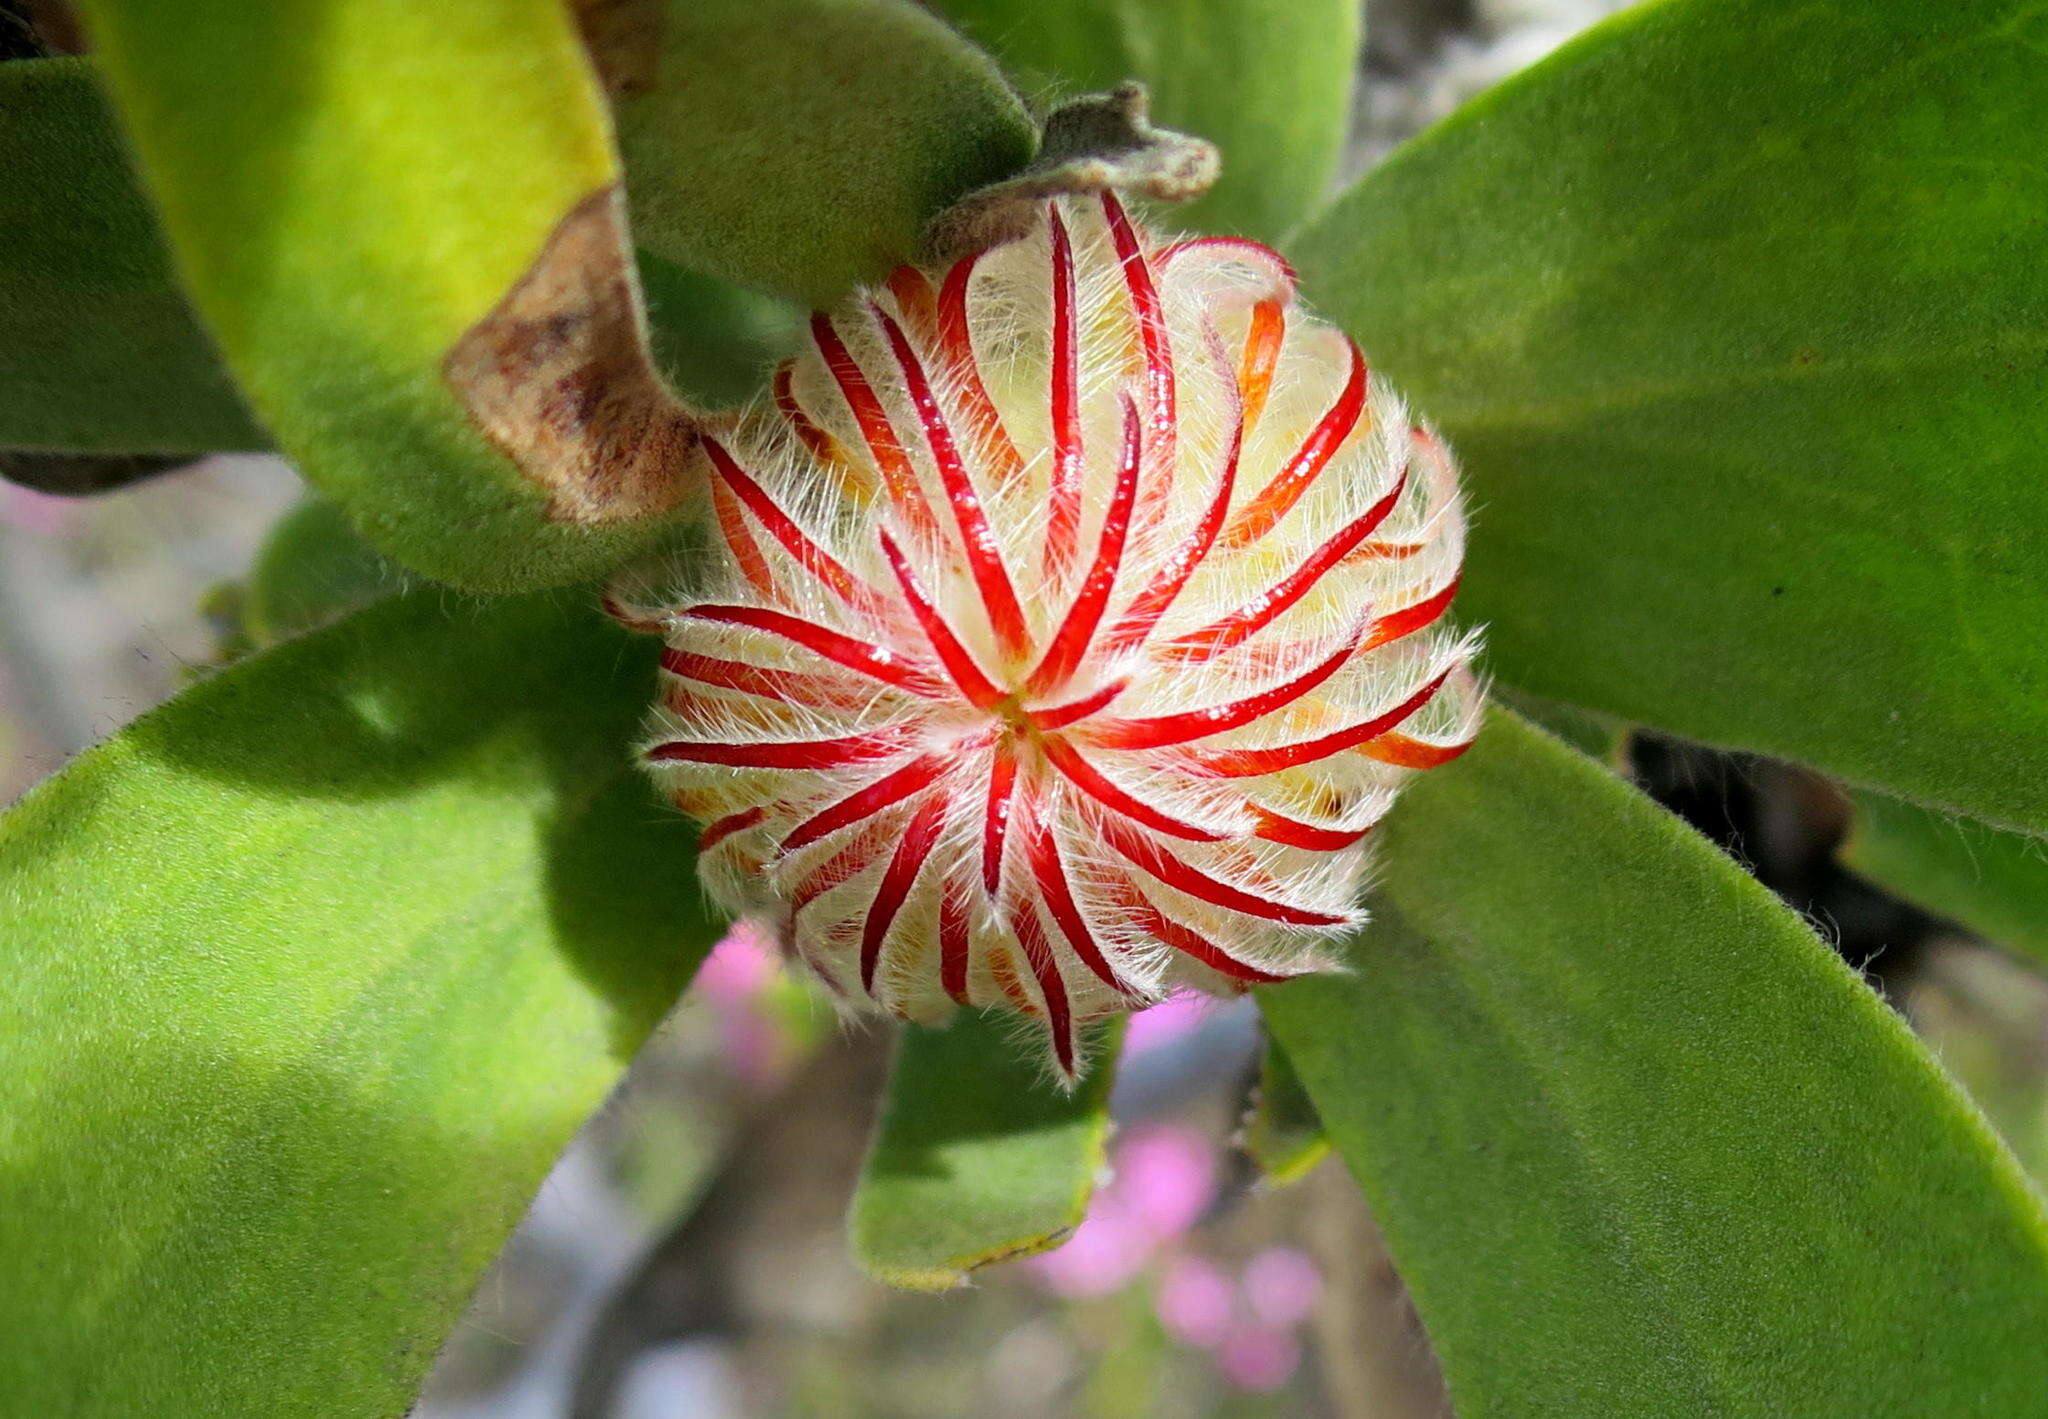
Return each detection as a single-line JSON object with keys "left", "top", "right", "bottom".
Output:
{"left": 1242, "top": 1246, "right": 1322, "bottom": 1329}
{"left": 694, "top": 920, "right": 779, "bottom": 1005}
{"left": 1216, "top": 1325, "right": 1301, "bottom": 1392}
{"left": 1026, "top": 1203, "right": 1154, "bottom": 1298}
{"left": 1156, "top": 1246, "right": 1320, "bottom": 1392}
{"left": 1028, "top": 1124, "right": 1219, "bottom": 1298}
{"left": 1120, "top": 992, "right": 1217, "bottom": 1060}
{"left": 1116, "top": 1126, "right": 1217, "bottom": 1241}
{"left": 692, "top": 920, "right": 792, "bottom": 1087}
{"left": 1155, "top": 1255, "right": 1234, "bottom": 1348}
{"left": 1026, "top": 1129, "right": 1317, "bottom": 1397}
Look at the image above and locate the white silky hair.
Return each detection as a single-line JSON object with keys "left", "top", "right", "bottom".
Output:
{"left": 627, "top": 194, "right": 1483, "bottom": 1079}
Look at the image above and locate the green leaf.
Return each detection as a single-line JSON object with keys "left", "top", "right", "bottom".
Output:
{"left": 1490, "top": 683, "right": 1628, "bottom": 765}
{"left": 75, "top": 0, "right": 683, "bottom": 591}
{"left": 0, "top": 55, "right": 800, "bottom": 465}
{"left": 0, "top": 591, "right": 720, "bottom": 1416}
{"left": 1844, "top": 791, "right": 2048, "bottom": 969}
{"left": 1259, "top": 709, "right": 2048, "bottom": 1415}
{"left": 926, "top": 0, "right": 1359, "bottom": 240}
{"left": 849, "top": 1013, "right": 1121, "bottom": 1290}
{"left": 1243, "top": 1035, "right": 1329, "bottom": 1186}
{"left": 241, "top": 496, "right": 407, "bottom": 649}
{"left": 1290, "top": 0, "right": 2048, "bottom": 832}
{"left": 616, "top": 0, "right": 1035, "bottom": 309}
{"left": 636, "top": 251, "right": 804, "bottom": 408}
{"left": 0, "top": 58, "right": 263, "bottom": 453}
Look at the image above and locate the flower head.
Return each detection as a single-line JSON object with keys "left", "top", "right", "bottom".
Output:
{"left": 613, "top": 193, "right": 1479, "bottom": 1079}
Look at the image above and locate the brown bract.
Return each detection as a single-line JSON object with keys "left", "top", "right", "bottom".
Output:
{"left": 443, "top": 185, "right": 700, "bottom": 525}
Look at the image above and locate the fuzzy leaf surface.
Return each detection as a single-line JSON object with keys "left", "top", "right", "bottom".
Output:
{"left": 0, "top": 592, "right": 719, "bottom": 1415}
{"left": 1291, "top": 0, "right": 2048, "bottom": 832}
{"left": 1260, "top": 709, "right": 2048, "bottom": 1416}
{"left": 75, "top": 0, "right": 678, "bottom": 590}
{"left": 617, "top": 0, "right": 1035, "bottom": 309}
{"left": 0, "top": 57, "right": 800, "bottom": 468}
{"left": 636, "top": 251, "right": 803, "bottom": 407}
{"left": 849, "top": 1014, "right": 1120, "bottom": 1290}
{"left": 1845, "top": 791, "right": 2048, "bottom": 969}
{"left": 928, "top": 0, "right": 1358, "bottom": 240}
{"left": 240, "top": 496, "right": 407, "bottom": 649}
{"left": 0, "top": 58, "right": 262, "bottom": 454}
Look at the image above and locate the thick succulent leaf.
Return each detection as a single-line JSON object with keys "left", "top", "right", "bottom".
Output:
{"left": 927, "top": 0, "right": 1358, "bottom": 240}
{"left": 0, "top": 55, "right": 799, "bottom": 472}
{"left": 1260, "top": 709, "right": 2048, "bottom": 1416}
{"left": 849, "top": 1013, "right": 1121, "bottom": 1290}
{"left": 1844, "top": 791, "right": 2048, "bottom": 969}
{"left": 0, "top": 58, "right": 263, "bottom": 454}
{"left": 616, "top": 0, "right": 1035, "bottom": 309}
{"left": 1243, "top": 1035, "right": 1330, "bottom": 1186}
{"left": 1291, "top": 0, "right": 2048, "bottom": 832}
{"left": 75, "top": 0, "right": 688, "bottom": 591}
{"left": 240, "top": 496, "right": 408, "bottom": 649}
{"left": 0, "top": 591, "right": 719, "bottom": 1416}
{"left": 636, "top": 251, "right": 803, "bottom": 408}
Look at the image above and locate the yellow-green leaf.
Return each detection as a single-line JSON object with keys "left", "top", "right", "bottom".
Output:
{"left": 1243, "top": 1035, "right": 1330, "bottom": 1186}
{"left": 0, "top": 591, "right": 719, "bottom": 1415}
{"left": 76, "top": 0, "right": 682, "bottom": 590}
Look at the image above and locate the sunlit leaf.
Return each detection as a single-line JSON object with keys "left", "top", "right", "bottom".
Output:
{"left": 0, "top": 54, "right": 806, "bottom": 475}
{"left": 0, "top": 591, "right": 719, "bottom": 1415}
{"left": 849, "top": 1013, "right": 1120, "bottom": 1289}
{"left": 75, "top": 0, "right": 677, "bottom": 590}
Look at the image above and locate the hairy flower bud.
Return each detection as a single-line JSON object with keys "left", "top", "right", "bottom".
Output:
{"left": 612, "top": 193, "right": 1480, "bottom": 1079}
